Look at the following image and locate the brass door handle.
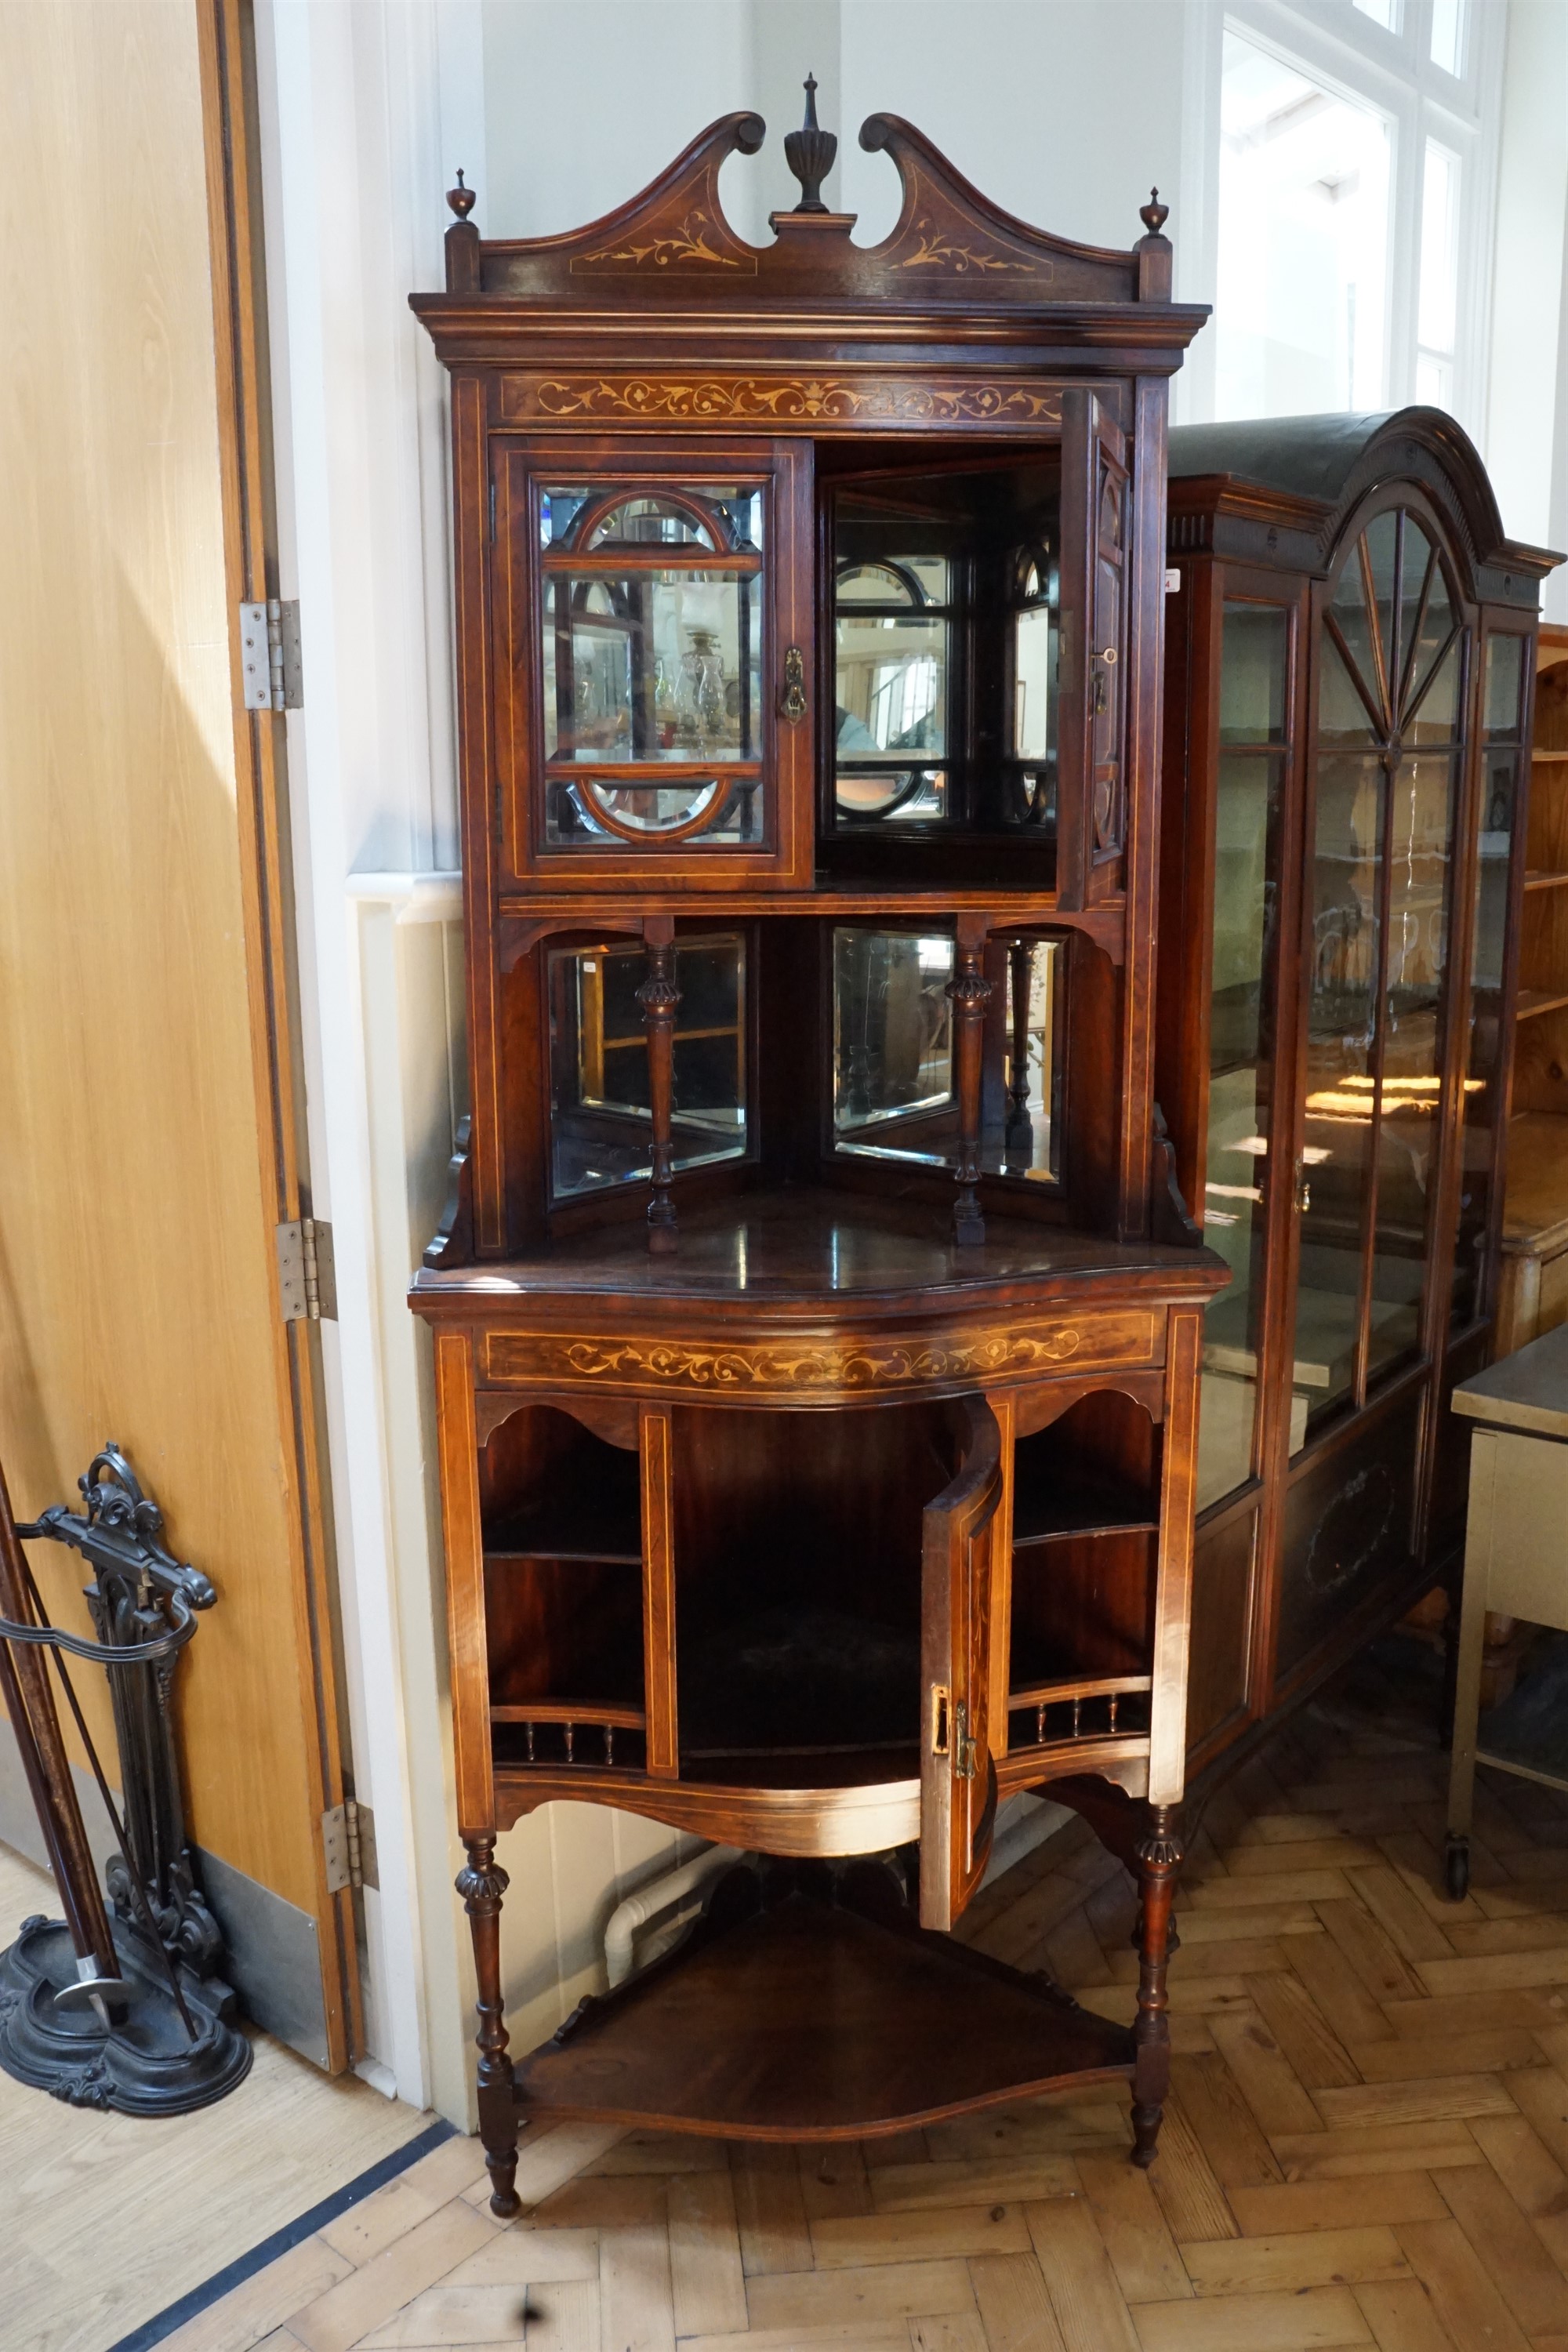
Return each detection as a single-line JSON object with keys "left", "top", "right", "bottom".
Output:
{"left": 779, "top": 645, "right": 807, "bottom": 723}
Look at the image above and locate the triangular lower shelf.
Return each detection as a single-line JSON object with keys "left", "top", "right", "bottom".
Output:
{"left": 513, "top": 1886, "right": 1134, "bottom": 2139}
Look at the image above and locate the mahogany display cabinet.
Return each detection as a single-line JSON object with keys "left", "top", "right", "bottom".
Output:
{"left": 409, "top": 101, "right": 1225, "bottom": 2214}
{"left": 1156, "top": 411, "right": 1558, "bottom": 1786}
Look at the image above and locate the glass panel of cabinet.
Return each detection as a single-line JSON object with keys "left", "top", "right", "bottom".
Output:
{"left": 542, "top": 921, "right": 1066, "bottom": 1214}
{"left": 1161, "top": 418, "right": 1550, "bottom": 1768}
{"left": 491, "top": 413, "right": 1126, "bottom": 900}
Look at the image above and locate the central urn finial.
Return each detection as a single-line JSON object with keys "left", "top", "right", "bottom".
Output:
{"left": 784, "top": 74, "right": 837, "bottom": 214}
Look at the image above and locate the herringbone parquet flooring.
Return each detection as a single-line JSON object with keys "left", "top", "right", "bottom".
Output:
{"left": 165, "top": 1650, "right": 1568, "bottom": 2352}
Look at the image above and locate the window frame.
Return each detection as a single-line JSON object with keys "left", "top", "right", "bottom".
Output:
{"left": 1178, "top": 0, "right": 1505, "bottom": 439}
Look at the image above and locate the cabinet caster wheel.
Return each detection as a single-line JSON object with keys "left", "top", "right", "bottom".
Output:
{"left": 1444, "top": 1836, "right": 1469, "bottom": 1903}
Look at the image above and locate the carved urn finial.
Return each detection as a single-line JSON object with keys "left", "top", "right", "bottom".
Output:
{"left": 1140, "top": 187, "right": 1170, "bottom": 236}
{"left": 784, "top": 74, "right": 836, "bottom": 214}
{"left": 448, "top": 169, "right": 477, "bottom": 223}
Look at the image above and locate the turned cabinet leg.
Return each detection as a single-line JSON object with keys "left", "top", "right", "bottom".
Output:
{"left": 457, "top": 1837, "right": 520, "bottom": 2217}
{"left": 1130, "top": 1803, "right": 1182, "bottom": 2169}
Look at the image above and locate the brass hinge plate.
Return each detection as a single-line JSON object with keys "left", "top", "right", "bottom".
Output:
{"left": 276, "top": 1218, "right": 337, "bottom": 1323}
{"left": 322, "top": 1798, "right": 378, "bottom": 1893}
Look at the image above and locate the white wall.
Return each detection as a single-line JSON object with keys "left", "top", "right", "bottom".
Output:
{"left": 256, "top": 0, "right": 1568, "bottom": 2123}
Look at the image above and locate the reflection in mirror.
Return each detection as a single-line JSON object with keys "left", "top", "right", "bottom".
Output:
{"left": 834, "top": 554, "right": 949, "bottom": 824}
{"left": 831, "top": 929, "right": 1061, "bottom": 1184}
{"left": 543, "top": 574, "right": 761, "bottom": 767}
{"left": 829, "top": 460, "right": 1060, "bottom": 839}
{"left": 833, "top": 931, "right": 953, "bottom": 1153}
{"left": 549, "top": 935, "right": 746, "bottom": 1199}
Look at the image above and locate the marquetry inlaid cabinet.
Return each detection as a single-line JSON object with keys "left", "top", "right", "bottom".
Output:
{"left": 410, "top": 98, "right": 1225, "bottom": 2212}
{"left": 1156, "top": 412, "right": 1558, "bottom": 1787}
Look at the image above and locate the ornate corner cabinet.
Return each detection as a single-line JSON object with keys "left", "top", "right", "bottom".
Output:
{"left": 410, "top": 103, "right": 1224, "bottom": 2214}
{"left": 1155, "top": 412, "right": 1558, "bottom": 1780}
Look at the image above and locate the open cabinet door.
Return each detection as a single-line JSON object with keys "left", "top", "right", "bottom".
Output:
{"left": 1057, "top": 388, "right": 1131, "bottom": 912}
{"left": 920, "top": 1396, "right": 1003, "bottom": 1930}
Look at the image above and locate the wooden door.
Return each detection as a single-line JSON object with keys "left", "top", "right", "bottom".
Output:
{"left": 1058, "top": 390, "right": 1131, "bottom": 911}
{"left": 919, "top": 1396, "right": 1002, "bottom": 1931}
{"left": 0, "top": 0, "right": 355, "bottom": 2067}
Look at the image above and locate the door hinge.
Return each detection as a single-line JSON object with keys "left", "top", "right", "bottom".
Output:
{"left": 239, "top": 598, "right": 303, "bottom": 711}
{"left": 276, "top": 1218, "right": 337, "bottom": 1323}
{"left": 322, "top": 1798, "right": 378, "bottom": 1893}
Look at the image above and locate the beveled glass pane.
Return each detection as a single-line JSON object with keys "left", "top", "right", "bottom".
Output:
{"left": 543, "top": 574, "right": 761, "bottom": 765}
{"left": 1014, "top": 603, "right": 1054, "bottom": 757}
{"left": 833, "top": 930, "right": 954, "bottom": 1160}
{"left": 586, "top": 497, "right": 718, "bottom": 550}
{"left": 546, "top": 776, "right": 762, "bottom": 848}
{"left": 1453, "top": 746, "right": 1517, "bottom": 1325}
{"left": 835, "top": 768, "right": 947, "bottom": 823}
{"left": 1219, "top": 605, "right": 1287, "bottom": 744}
{"left": 985, "top": 942, "right": 1062, "bottom": 1185}
{"left": 1199, "top": 751, "right": 1283, "bottom": 1511}
{"left": 835, "top": 614, "right": 947, "bottom": 759}
{"left": 549, "top": 936, "right": 746, "bottom": 1198}
{"left": 1319, "top": 627, "right": 1378, "bottom": 746}
{"left": 1368, "top": 753, "right": 1457, "bottom": 1383}
{"left": 543, "top": 484, "right": 762, "bottom": 551}
{"left": 1484, "top": 633, "right": 1525, "bottom": 740}
{"left": 1294, "top": 753, "right": 1385, "bottom": 1440}
{"left": 837, "top": 558, "right": 949, "bottom": 605}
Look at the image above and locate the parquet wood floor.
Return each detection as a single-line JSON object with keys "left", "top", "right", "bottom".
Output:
{"left": 161, "top": 1650, "right": 1568, "bottom": 2352}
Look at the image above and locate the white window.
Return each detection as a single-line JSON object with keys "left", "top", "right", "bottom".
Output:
{"left": 1214, "top": 31, "right": 1392, "bottom": 419}
{"left": 1192, "top": 3, "right": 1501, "bottom": 434}
{"left": 1416, "top": 139, "right": 1461, "bottom": 405}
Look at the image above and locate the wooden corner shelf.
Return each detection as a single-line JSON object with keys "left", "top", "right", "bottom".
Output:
{"left": 513, "top": 1883, "right": 1133, "bottom": 2138}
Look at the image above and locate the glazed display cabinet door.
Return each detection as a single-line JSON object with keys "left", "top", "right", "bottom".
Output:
{"left": 492, "top": 439, "right": 814, "bottom": 889}
{"left": 920, "top": 1396, "right": 1002, "bottom": 1931}
{"left": 1277, "top": 506, "right": 1473, "bottom": 1674}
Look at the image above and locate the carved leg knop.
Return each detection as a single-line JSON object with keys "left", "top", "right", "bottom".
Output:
{"left": 457, "top": 1838, "right": 519, "bottom": 2217}
{"left": 1130, "top": 1803, "right": 1181, "bottom": 2169}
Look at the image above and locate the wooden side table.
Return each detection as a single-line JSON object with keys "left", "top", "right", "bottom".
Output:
{"left": 1445, "top": 1323, "right": 1568, "bottom": 1899}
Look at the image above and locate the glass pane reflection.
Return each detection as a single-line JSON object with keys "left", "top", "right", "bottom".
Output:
{"left": 1294, "top": 753, "right": 1385, "bottom": 1437}
{"left": 548, "top": 936, "right": 746, "bottom": 1199}
{"left": 1199, "top": 731, "right": 1283, "bottom": 1510}
{"left": 831, "top": 930, "right": 1061, "bottom": 1184}
{"left": 543, "top": 574, "right": 761, "bottom": 766}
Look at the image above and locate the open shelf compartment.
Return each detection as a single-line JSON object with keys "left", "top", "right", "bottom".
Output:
{"left": 481, "top": 1403, "right": 648, "bottom": 1773}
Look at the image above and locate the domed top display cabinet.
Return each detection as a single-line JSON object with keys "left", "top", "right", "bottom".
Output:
{"left": 1157, "top": 411, "right": 1558, "bottom": 1785}
{"left": 408, "top": 97, "right": 1225, "bottom": 2215}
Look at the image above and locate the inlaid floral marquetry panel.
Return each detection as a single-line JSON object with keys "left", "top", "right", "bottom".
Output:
{"left": 499, "top": 375, "right": 1079, "bottom": 430}
{"left": 481, "top": 1312, "right": 1159, "bottom": 1399}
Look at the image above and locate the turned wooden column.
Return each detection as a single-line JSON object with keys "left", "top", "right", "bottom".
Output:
{"left": 1130, "top": 1803, "right": 1181, "bottom": 2168}
{"left": 947, "top": 923, "right": 993, "bottom": 1247}
{"left": 456, "top": 1836, "right": 519, "bottom": 2216}
{"left": 637, "top": 920, "right": 681, "bottom": 1254}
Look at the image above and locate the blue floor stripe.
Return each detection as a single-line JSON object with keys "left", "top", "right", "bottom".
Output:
{"left": 104, "top": 2114, "right": 459, "bottom": 2352}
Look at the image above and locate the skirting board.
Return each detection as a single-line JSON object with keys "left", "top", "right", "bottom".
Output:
{"left": 0, "top": 1718, "right": 330, "bottom": 2067}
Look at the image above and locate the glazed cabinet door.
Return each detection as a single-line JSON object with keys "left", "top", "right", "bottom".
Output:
{"left": 491, "top": 436, "right": 814, "bottom": 889}
{"left": 1057, "top": 389, "right": 1130, "bottom": 911}
{"left": 920, "top": 1395, "right": 1002, "bottom": 1930}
